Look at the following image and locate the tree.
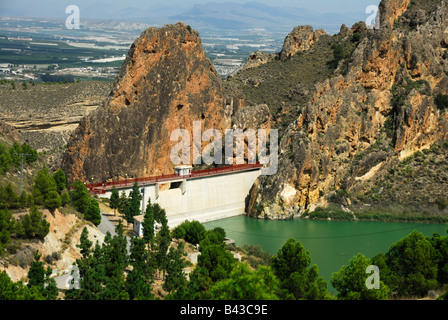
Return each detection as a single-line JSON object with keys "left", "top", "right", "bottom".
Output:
{"left": 44, "top": 190, "right": 62, "bottom": 213}
{"left": 382, "top": 230, "right": 439, "bottom": 297}
{"left": 126, "top": 182, "right": 142, "bottom": 223}
{"left": 163, "top": 241, "right": 188, "bottom": 294}
{"left": 68, "top": 222, "right": 130, "bottom": 300}
{"left": 32, "top": 165, "right": 57, "bottom": 205}
{"left": 84, "top": 199, "right": 101, "bottom": 226}
{"left": 142, "top": 200, "right": 155, "bottom": 245}
{"left": 154, "top": 208, "right": 171, "bottom": 279}
{"left": 209, "top": 263, "right": 280, "bottom": 300}
{"left": 53, "top": 168, "right": 67, "bottom": 194}
{"left": 0, "top": 209, "right": 13, "bottom": 253}
{"left": 126, "top": 237, "right": 154, "bottom": 300}
{"left": 27, "top": 252, "right": 58, "bottom": 299}
{"left": 430, "top": 232, "right": 448, "bottom": 285}
{"left": 0, "top": 184, "right": 20, "bottom": 209}
{"left": 60, "top": 191, "right": 70, "bottom": 206}
{"left": 271, "top": 238, "right": 329, "bottom": 300}
{"left": 0, "top": 271, "right": 43, "bottom": 300}
{"left": 78, "top": 227, "right": 92, "bottom": 259}
{"left": 70, "top": 180, "right": 91, "bottom": 214}
{"left": 331, "top": 253, "right": 390, "bottom": 300}
{"left": 20, "top": 206, "right": 50, "bottom": 239}
{"left": 100, "top": 221, "right": 129, "bottom": 299}
{"left": 0, "top": 144, "right": 12, "bottom": 175}
{"left": 197, "top": 242, "right": 235, "bottom": 283}
{"left": 21, "top": 142, "right": 38, "bottom": 164}
{"left": 174, "top": 220, "right": 207, "bottom": 245}
{"left": 109, "top": 186, "right": 120, "bottom": 216}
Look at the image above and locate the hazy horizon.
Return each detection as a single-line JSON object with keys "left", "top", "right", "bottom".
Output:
{"left": 0, "top": 0, "right": 381, "bottom": 34}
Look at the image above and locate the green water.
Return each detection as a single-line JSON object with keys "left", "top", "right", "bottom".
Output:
{"left": 203, "top": 216, "right": 448, "bottom": 289}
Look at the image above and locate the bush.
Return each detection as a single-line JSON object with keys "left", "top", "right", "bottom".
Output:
{"left": 435, "top": 196, "right": 448, "bottom": 210}
{"left": 308, "top": 207, "right": 354, "bottom": 221}
{"left": 173, "top": 220, "right": 207, "bottom": 245}
{"left": 435, "top": 94, "right": 448, "bottom": 111}
{"left": 352, "top": 32, "right": 362, "bottom": 42}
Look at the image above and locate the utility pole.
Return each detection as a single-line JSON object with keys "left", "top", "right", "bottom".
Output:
{"left": 13, "top": 153, "right": 31, "bottom": 195}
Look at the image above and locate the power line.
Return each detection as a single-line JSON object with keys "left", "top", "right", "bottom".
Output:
{"left": 204, "top": 218, "right": 444, "bottom": 241}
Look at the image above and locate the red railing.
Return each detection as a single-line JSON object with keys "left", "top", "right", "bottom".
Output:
{"left": 85, "top": 163, "right": 263, "bottom": 194}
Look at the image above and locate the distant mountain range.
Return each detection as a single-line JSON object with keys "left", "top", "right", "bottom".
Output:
{"left": 167, "top": 2, "right": 364, "bottom": 33}
{"left": 0, "top": 1, "right": 368, "bottom": 34}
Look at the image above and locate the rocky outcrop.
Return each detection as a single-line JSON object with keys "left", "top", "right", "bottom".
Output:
{"left": 61, "top": 23, "right": 261, "bottom": 183}
{"left": 0, "top": 119, "right": 24, "bottom": 145}
{"left": 280, "top": 25, "right": 326, "bottom": 60}
{"left": 248, "top": 0, "right": 448, "bottom": 219}
{"left": 242, "top": 51, "right": 277, "bottom": 71}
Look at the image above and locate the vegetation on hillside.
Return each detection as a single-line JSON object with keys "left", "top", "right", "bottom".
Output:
{"left": 3, "top": 215, "right": 447, "bottom": 300}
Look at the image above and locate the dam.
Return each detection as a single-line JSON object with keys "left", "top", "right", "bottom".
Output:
{"left": 85, "top": 163, "right": 263, "bottom": 229}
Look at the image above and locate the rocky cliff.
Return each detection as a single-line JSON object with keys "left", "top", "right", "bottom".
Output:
{"left": 61, "top": 23, "right": 265, "bottom": 183}
{"left": 245, "top": 0, "right": 448, "bottom": 219}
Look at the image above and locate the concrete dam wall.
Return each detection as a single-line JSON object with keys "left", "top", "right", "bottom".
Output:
{"left": 95, "top": 166, "right": 261, "bottom": 228}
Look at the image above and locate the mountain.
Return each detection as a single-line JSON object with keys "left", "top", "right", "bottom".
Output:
{"left": 237, "top": 0, "right": 448, "bottom": 219}
{"left": 60, "top": 0, "right": 448, "bottom": 221}
{"left": 60, "top": 22, "right": 268, "bottom": 183}
{"left": 168, "top": 2, "right": 363, "bottom": 33}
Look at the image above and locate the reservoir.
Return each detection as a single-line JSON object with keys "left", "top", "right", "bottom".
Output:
{"left": 203, "top": 216, "right": 448, "bottom": 290}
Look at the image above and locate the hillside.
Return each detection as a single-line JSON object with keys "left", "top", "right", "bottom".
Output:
{"left": 0, "top": 81, "right": 112, "bottom": 155}
{"left": 236, "top": 0, "right": 448, "bottom": 220}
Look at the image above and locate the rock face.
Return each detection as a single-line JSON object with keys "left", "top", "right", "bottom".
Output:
{"left": 241, "top": 51, "right": 277, "bottom": 71}
{"left": 247, "top": 0, "right": 448, "bottom": 219}
{"left": 280, "top": 25, "right": 326, "bottom": 60}
{"left": 62, "top": 23, "right": 252, "bottom": 183}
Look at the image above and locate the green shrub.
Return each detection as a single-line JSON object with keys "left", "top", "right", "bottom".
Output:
{"left": 435, "top": 94, "right": 448, "bottom": 111}
{"left": 174, "top": 220, "right": 207, "bottom": 245}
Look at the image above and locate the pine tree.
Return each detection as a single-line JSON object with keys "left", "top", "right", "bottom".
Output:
{"left": 127, "top": 236, "right": 154, "bottom": 299}
{"left": 84, "top": 199, "right": 101, "bottom": 226}
{"left": 53, "top": 168, "right": 67, "bottom": 194}
{"left": 154, "top": 208, "right": 171, "bottom": 279}
{"left": 44, "top": 190, "right": 61, "bottom": 213}
{"left": 0, "top": 270, "right": 44, "bottom": 300}
{"left": 78, "top": 227, "right": 92, "bottom": 259}
{"left": 101, "top": 221, "right": 129, "bottom": 299}
{"left": 126, "top": 182, "right": 142, "bottom": 224}
{"left": 142, "top": 200, "right": 155, "bottom": 245}
{"left": 271, "top": 238, "right": 329, "bottom": 300}
{"left": 27, "top": 252, "right": 58, "bottom": 299}
{"left": 163, "top": 241, "right": 187, "bottom": 294}
{"left": 32, "top": 165, "right": 57, "bottom": 206}
{"left": 109, "top": 186, "right": 120, "bottom": 216}
{"left": 70, "top": 180, "right": 91, "bottom": 214}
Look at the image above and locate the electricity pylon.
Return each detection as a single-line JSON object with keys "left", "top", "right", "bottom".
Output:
{"left": 13, "top": 153, "right": 31, "bottom": 195}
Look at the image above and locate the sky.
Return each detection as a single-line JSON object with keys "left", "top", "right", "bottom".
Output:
{"left": 0, "top": 0, "right": 382, "bottom": 34}
{"left": 0, "top": 0, "right": 381, "bottom": 19}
